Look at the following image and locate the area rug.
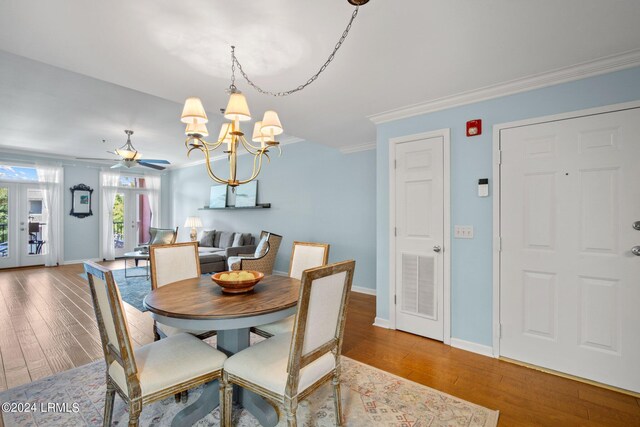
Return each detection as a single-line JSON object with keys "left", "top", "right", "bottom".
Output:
{"left": 79, "top": 268, "right": 152, "bottom": 312}
{"left": 0, "top": 356, "right": 498, "bottom": 426}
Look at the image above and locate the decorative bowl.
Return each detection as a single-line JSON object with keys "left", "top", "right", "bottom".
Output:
{"left": 211, "top": 270, "right": 265, "bottom": 294}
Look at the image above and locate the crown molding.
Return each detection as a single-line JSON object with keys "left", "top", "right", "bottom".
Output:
{"left": 369, "top": 49, "right": 640, "bottom": 125}
{"left": 339, "top": 141, "right": 376, "bottom": 154}
{"left": 169, "top": 135, "right": 304, "bottom": 170}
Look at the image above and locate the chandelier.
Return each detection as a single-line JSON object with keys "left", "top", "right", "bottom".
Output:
{"left": 180, "top": 0, "right": 369, "bottom": 188}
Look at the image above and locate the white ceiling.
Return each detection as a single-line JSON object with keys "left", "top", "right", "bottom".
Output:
{"left": 1, "top": 0, "right": 640, "bottom": 166}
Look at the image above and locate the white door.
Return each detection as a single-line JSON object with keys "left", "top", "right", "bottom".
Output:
{"left": 500, "top": 107, "right": 640, "bottom": 393}
{"left": 394, "top": 136, "right": 444, "bottom": 340}
{"left": 0, "top": 183, "right": 47, "bottom": 268}
{"left": 114, "top": 190, "right": 152, "bottom": 257}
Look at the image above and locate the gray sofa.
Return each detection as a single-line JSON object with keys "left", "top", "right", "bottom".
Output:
{"left": 198, "top": 230, "right": 256, "bottom": 273}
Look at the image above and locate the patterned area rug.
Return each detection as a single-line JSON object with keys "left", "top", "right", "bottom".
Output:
{"left": 79, "top": 268, "right": 151, "bottom": 311}
{"left": 0, "top": 356, "right": 498, "bottom": 426}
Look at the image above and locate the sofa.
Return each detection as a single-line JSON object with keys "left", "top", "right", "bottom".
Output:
{"left": 197, "top": 230, "right": 256, "bottom": 273}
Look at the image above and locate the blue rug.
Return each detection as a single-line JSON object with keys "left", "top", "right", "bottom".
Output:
{"left": 80, "top": 268, "right": 151, "bottom": 312}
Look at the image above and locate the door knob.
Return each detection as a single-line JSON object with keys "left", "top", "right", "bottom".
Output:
{"left": 433, "top": 245, "right": 442, "bottom": 253}
{"left": 632, "top": 246, "right": 640, "bottom": 256}
{"left": 633, "top": 221, "right": 640, "bottom": 231}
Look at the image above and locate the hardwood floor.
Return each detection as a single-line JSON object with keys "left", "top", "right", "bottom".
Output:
{"left": 1, "top": 264, "right": 639, "bottom": 426}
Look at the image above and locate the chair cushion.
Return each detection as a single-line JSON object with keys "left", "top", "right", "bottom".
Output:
{"left": 156, "top": 322, "right": 212, "bottom": 338}
{"left": 254, "top": 315, "right": 295, "bottom": 336}
{"left": 223, "top": 333, "right": 335, "bottom": 395}
{"left": 199, "top": 230, "right": 216, "bottom": 247}
{"left": 254, "top": 235, "right": 269, "bottom": 257}
{"left": 109, "top": 333, "right": 226, "bottom": 397}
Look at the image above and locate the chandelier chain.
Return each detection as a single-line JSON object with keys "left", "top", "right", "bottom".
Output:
{"left": 232, "top": 6, "right": 360, "bottom": 97}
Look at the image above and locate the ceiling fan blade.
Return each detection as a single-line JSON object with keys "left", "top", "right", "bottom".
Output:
{"left": 76, "top": 157, "right": 117, "bottom": 161}
{"left": 138, "top": 161, "right": 166, "bottom": 171}
{"left": 110, "top": 163, "right": 125, "bottom": 169}
{"left": 140, "top": 159, "right": 170, "bottom": 164}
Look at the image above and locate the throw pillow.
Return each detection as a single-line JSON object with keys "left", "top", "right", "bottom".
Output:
{"left": 151, "top": 229, "right": 176, "bottom": 244}
{"left": 199, "top": 230, "right": 216, "bottom": 247}
{"left": 218, "top": 231, "right": 235, "bottom": 249}
{"left": 231, "top": 233, "right": 243, "bottom": 247}
{"left": 254, "top": 234, "right": 270, "bottom": 258}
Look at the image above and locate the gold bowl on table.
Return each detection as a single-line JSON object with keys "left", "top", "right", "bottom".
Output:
{"left": 211, "top": 270, "right": 265, "bottom": 294}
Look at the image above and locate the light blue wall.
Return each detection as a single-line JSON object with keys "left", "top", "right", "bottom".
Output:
{"left": 376, "top": 66, "right": 640, "bottom": 347}
{"left": 169, "top": 140, "right": 377, "bottom": 290}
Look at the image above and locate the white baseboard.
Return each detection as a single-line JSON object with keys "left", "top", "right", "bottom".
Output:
{"left": 373, "top": 317, "right": 391, "bottom": 329}
{"left": 450, "top": 338, "right": 495, "bottom": 358}
{"left": 63, "top": 258, "right": 101, "bottom": 265}
{"left": 351, "top": 285, "right": 376, "bottom": 296}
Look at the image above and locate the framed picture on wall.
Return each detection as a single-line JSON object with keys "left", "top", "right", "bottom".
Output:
{"left": 234, "top": 181, "right": 258, "bottom": 207}
{"left": 209, "top": 185, "right": 227, "bottom": 208}
{"left": 69, "top": 183, "right": 94, "bottom": 218}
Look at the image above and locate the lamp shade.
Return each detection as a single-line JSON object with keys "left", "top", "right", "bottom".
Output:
{"left": 260, "top": 110, "right": 283, "bottom": 136}
{"left": 224, "top": 93, "right": 251, "bottom": 122}
{"left": 252, "top": 121, "right": 266, "bottom": 143}
{"left": 185, "top": 122, "right": 209, "bottom": 137}
{"left": 115, "top": 148, "right": 139, "bottom": 160}
{"left": 218, "top": 123, "right": 233, "bottom": 142}
{"left": 181, "top": 97, "right": 208, "bottom": 124}
{"left": 184, "top": 216, "right": 203, "bottom": 228}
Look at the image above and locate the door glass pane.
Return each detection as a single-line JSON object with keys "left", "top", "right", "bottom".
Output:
{"left": 26, "top": 188, "right": 47, "bottom": 255}
{"left": 113, "top": 193, "right": 124, "bottom": 249}
{"left": 136, "top": 193, "right": 151, "bottom": 245}
{"left": 0, "top": 187, "right": 8, "bottom": 258}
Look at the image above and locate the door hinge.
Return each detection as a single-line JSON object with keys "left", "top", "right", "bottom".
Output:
{"left": 496, "top": 236, "right": 502, "bottom": 252}
{"left": 394, "top": 294, "right": 397, "bottom": 305}
{"left": 394, "top": 159, "right": 397, "bottom": 169}
{"left": 394, "top": 227, "right": 397, "bottom": 237}
{"left": 499, "top": 324, "right": 503, "bottom": 339}
{"left": 497, "top": 150, "right": 502, "bottom": 165}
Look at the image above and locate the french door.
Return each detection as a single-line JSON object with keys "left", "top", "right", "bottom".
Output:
{"left": 499, "top": 106, "right": 640, "bottom": 393}
{"left": 113, "top": 190, "right": 152, "bottom": 258}
{"left": 0, "top": 183, "right": 48, "bottom": 268}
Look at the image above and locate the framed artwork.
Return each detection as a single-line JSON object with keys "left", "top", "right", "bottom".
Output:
{"left": 70, "top": 183, "right": 93, "bottom": 218}
{"left": 234, "top": 181, "right": 258, "bottom": 207}
{"left": 209, "top": 185, "right": 227, "bottom": 208}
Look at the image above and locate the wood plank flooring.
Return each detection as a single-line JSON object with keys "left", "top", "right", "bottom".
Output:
{"left": 1, "top": 263, "right": 639, "bottom": 426}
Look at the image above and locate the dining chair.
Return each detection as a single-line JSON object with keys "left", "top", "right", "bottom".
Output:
{"left": 227, "top": 230, "right": 283, "bottom": 275}
{"left": 221, "top": 260, "right": 355, "bottom": 427}
{"left": 149, "top": 242, "right": 216, "bottom": 341}
{"left": 84, "top": 261, "right": 226, "bottom": 427}
{"left": 252, "top": 241, "right": 330, "bottom": 338}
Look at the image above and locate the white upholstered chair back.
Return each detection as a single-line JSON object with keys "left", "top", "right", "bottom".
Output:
{"left": 286, "top": 260, "right": 355, "bottom": 393}
{"left": 289, "top": 241, "right": 330, "bottom": 281}
{"left": 84, "top": 262, "right": 138, "bottom": 385}
{"left": 150, "top": 242, "right": 201, "bottom": 289}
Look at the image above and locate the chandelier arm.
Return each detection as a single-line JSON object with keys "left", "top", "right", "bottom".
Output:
{"left": 238, "top": 151, "right": 265, "bottom": 185}
{"left": 203, "top": 149, "right": 231, "bottom": 185}
{"left": 232, "top": 6, "right": 361, "bottom": 97}
{"left": 238, "top": 135, "right": 261, "bottom": 155}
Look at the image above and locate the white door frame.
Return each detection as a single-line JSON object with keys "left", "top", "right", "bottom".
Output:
{"left": 388, "top": 128, "right": 451, "bottom": 345}
{"left": 492, "top": 99, "right": 640, "bottom": 357}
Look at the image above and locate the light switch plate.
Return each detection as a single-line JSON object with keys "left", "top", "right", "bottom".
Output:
{"left": 454, "top": 225, "right": 474, "bottom": 239}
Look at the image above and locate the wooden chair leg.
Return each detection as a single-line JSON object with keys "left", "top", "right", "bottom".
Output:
{"left": 103, "top": 383, "right": 116, "bottom": 426}
{"left": 153, "top": 324, "right": 161, "bottom": 342}
{"left": 285, "top": 398, "right": 298, "bottom": 427}
{"left": 174, "top": 392, "right": 181, "bottom": 403}
{"left": 332, "top": 374, "right": 343, "bottom": 426}
{"left": 128, "top": 403, "right": 141, "bottom": 427}
{"left": 221, "top": 374, "right": 233, "bottom": 427}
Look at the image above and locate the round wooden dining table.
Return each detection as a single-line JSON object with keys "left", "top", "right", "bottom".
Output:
{"left": 143, "top": 274, "right": 300, "bottom": 427}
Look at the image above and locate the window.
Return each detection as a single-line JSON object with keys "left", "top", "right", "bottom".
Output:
{"left": 118, "top": 176, "right": 147, "bottom": 188}
{"left": 0, "top": 166, "right": 38, "bottom": 182}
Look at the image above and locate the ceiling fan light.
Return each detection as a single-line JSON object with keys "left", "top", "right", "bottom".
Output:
{"left": 260, "top": 110, "right": 283, "bottom": 136}
{"left": 181, "top": 97, "right": 208, "bottom": 124}
{"left": 115, "top": 149, "right": 138, "bottom": 160}
{"left": 224, "top": 93, "right": 252, "bottom": 122}
{"left": 186, "top": 122, "right": 209, "bottom": 137}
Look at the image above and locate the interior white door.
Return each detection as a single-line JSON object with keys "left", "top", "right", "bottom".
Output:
{"left": 114, "top": 190, "right": 152, "bottom": 257}
{"left": 500, "top": 107, "right": 640, "bottom": 393}
{"left": 0, "top": 183, "right": 17, "bottom": 269}
{"left": 394, "top": 136, "right": 444, "bottom": 340}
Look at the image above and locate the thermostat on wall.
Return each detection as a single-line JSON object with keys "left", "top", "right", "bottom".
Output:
{"left": 478, "top": 178, "right": 489, "bottom": 197}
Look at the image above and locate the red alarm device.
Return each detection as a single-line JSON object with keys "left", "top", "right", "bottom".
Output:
{"left": 466, "top": 119, "right": 482, "bottom": 137}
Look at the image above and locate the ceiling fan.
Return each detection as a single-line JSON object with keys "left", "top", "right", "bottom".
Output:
{"left": 77, "top": 130, "right": 171, "bottom": 170}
